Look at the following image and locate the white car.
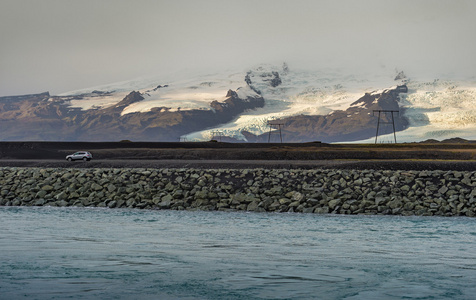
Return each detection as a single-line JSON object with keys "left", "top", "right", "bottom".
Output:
{"left": 66, "top": 151, "right": 92, "bottom": 161}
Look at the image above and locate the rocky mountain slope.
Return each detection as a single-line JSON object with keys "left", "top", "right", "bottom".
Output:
{"left": 0, "top": 88, "right": 264, "bottom": 141}
{"left": 241, "top": 85, "right": 409, "bottom": 143}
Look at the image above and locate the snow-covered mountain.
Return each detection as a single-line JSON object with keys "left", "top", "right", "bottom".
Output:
{"left": 1, "top": 63, "right": 475, "bottom": 142}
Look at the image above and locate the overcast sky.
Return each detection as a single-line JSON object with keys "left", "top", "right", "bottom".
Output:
{"left": 1, "top": 0, "right": 475, "bottom": 96}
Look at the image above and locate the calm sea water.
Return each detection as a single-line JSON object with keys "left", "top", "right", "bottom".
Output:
{"left": 1, "top": 207, "right": 476, "bottom": 300}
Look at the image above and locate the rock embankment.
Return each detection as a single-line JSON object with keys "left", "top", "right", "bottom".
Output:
{"left": 1, "top": 167, "right": 475, "bottom": 217}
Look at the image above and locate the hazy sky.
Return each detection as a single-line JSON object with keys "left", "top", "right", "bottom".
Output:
{"left": 1, "top": 0, "right": 475, "bottom": 96}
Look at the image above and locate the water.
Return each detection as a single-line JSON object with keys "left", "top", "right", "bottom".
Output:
{"left": 1, "top": 207, "right": 476, "bottom": 300}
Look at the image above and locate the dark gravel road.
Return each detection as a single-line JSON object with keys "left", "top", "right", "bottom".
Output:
{"left": 1, "top": 159, "right": 475, "bottom": 171}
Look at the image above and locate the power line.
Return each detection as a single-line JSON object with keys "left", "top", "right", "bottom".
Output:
{"left": 373, "top": 110, "right": 399, "bottom": 144}
{"left": 267, "top": 120, "right": 284, "bottom": 143}
{"left": 211, "top": 130, "right": 224, "bottom": 142}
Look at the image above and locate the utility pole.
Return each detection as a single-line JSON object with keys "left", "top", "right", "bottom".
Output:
{"left": 373, "top": 110, "right": 399, "bottom": 144}
{"left": 211, "top": 130, "right": 224, "bottom": 142}
{"left": 267, "top": 120, "right": 284, "bottom": 143}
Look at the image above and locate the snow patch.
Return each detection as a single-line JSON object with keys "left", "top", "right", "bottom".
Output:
{"left": 67, "top": 93, "right": 128, "bottom": 110}
{"left": 120, "top": 73, "right": 258, "bottom": 115}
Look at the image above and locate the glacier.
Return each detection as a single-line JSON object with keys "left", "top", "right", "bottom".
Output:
{"left": 355, "top": 78, "right": 476, "bottom": 143}
{"left": 59, "top": 63, "right": 476, "bottom": 143}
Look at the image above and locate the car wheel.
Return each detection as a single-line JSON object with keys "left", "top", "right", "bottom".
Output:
{"left": 83, "top": 157, "right": 87, "bottom": 161}
{"left": 67, "top": 157, "right": 72, "bottom": 161}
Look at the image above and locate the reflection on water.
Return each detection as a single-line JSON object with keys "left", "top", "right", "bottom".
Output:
{"left": 1, "top": 207, "right": 476, "bottom": 299}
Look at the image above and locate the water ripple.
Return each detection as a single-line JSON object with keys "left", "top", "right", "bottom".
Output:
{"left": 1, "top": 207, "right": 476, "bottom": 299}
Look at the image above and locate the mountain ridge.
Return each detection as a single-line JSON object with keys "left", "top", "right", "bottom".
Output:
{"left": 0, "top": 88, "right": 265, "bottom": 141}
{"left": 1, "top": 64, "right": 475, "bottom": 142}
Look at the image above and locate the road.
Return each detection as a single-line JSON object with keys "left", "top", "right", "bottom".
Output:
{"left": 0, "top": 159, "right": 475, "bottom": 171}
